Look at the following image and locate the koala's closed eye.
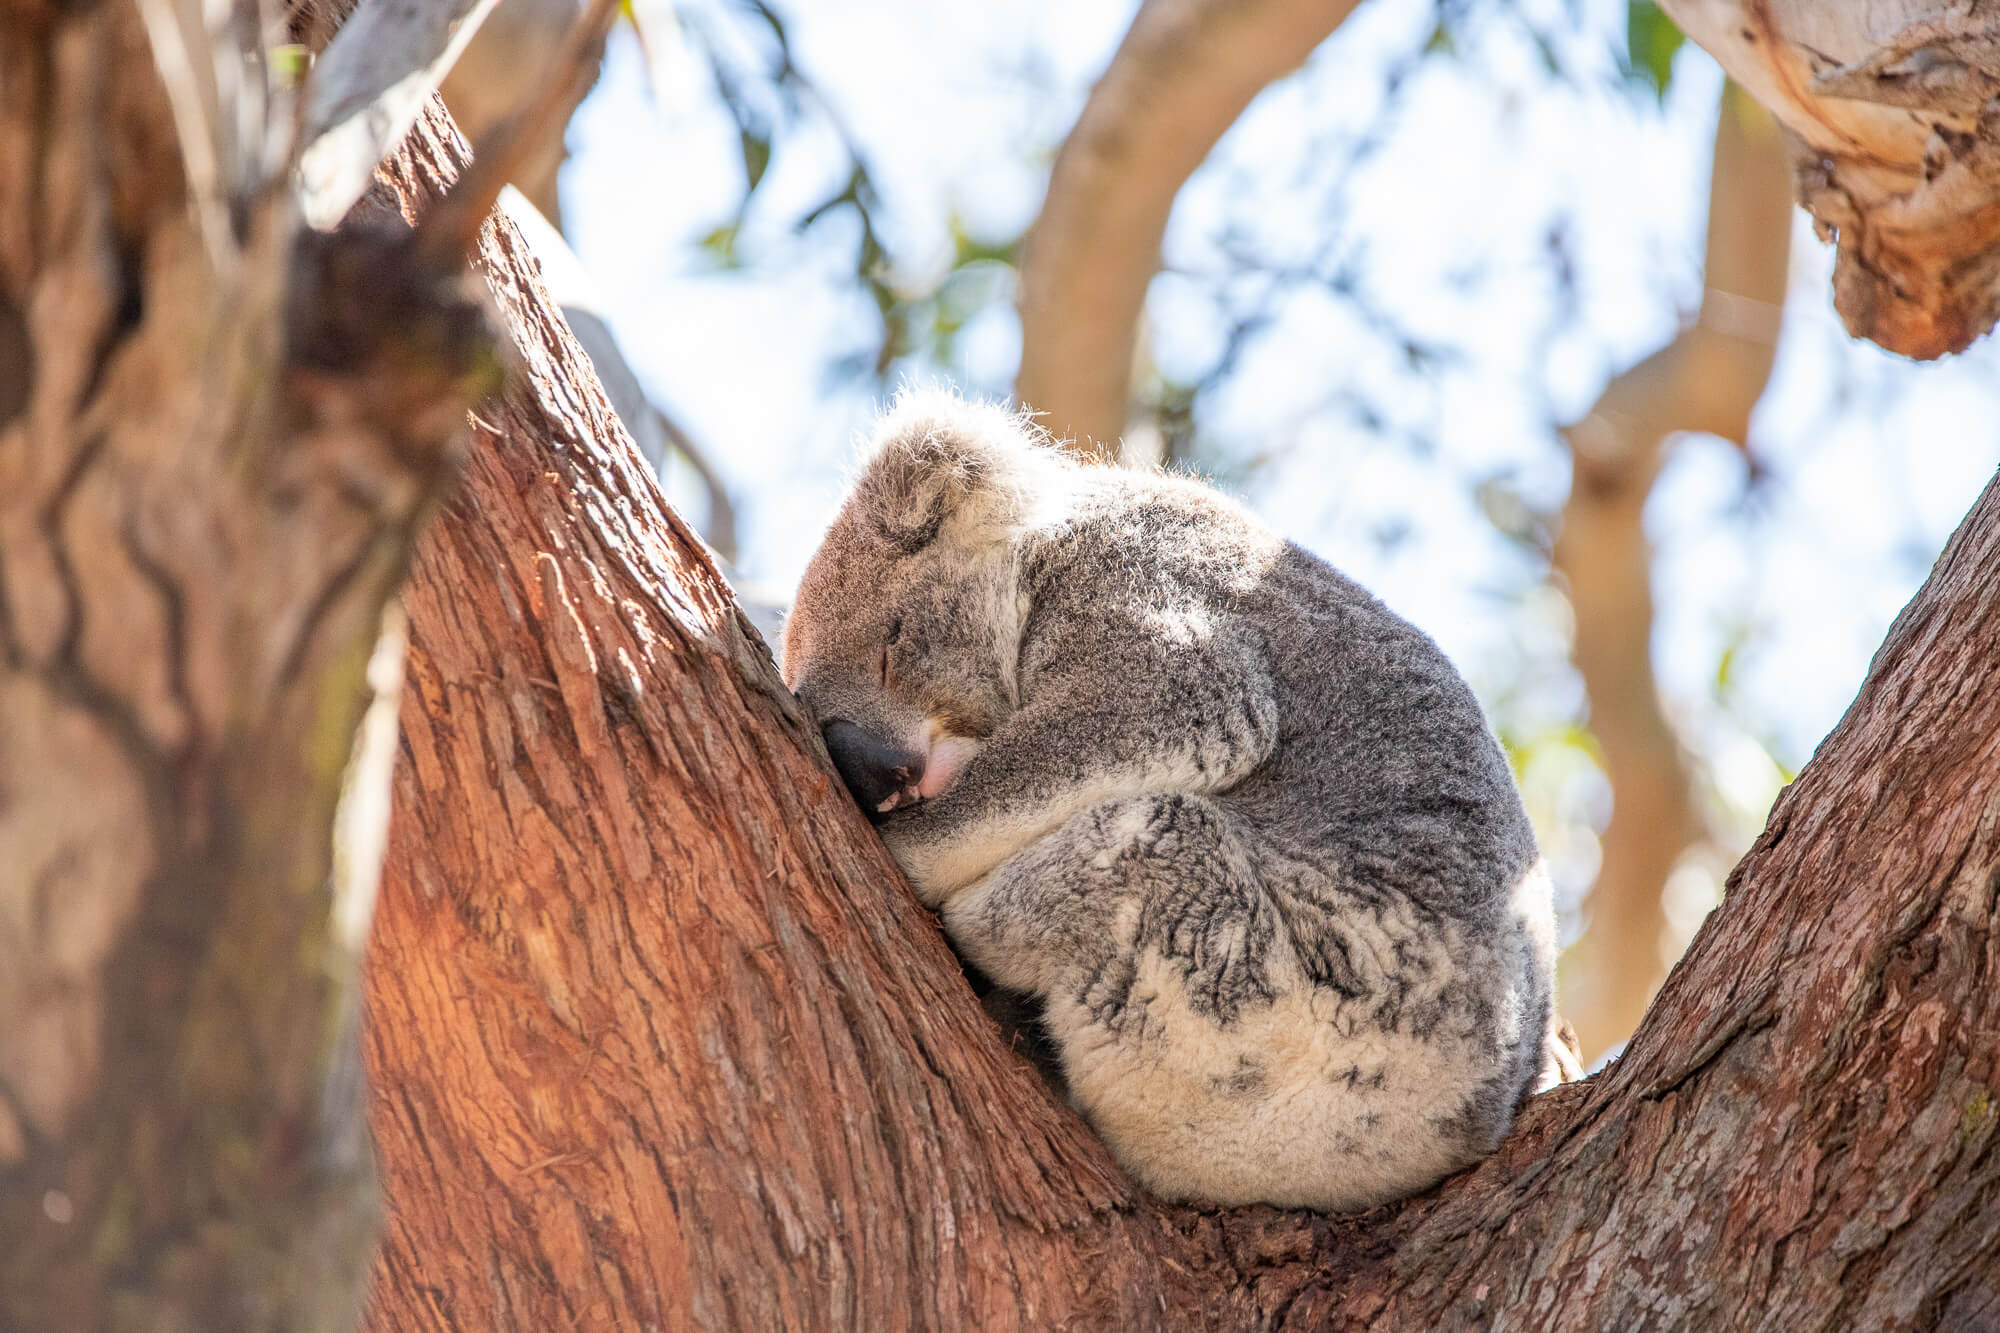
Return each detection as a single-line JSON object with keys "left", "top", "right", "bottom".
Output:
{"left": 880, "top": 619, "right": 903, "bottom": 690}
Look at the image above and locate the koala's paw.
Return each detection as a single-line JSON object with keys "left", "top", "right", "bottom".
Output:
{"left": 878, "top": 793, "right": 1025, "bottom": 907}
{"left": 876, "top": 804, "right": 960, "bottom": 906}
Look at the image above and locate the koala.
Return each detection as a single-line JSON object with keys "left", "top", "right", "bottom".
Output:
{"left": 781, "top": 392, "right": 1563, "bottom": 1213}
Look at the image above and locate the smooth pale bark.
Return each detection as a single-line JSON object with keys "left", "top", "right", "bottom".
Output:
{"left": 0, "top": 0, "right": 485, "bottom": 1326}
{"left": 436, "top": 0, "right": 594, "bottom": 230}
{"left": 301, "top": 0, "right": 505, "bottom": 228}
{"left": 364, "top": 97, "right": 2000, "bottom": 1332}
{"left": 1663, "top": 0, "right": 2000, "bottom": 357}
{"left": 1015, "top": 0, "right": 1362, "bottom": 458}
{"left": 1556, "top": 83, "right": 1794, "bottom": 1061}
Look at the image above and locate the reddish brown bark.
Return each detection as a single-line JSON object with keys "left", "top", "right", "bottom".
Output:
{"left": 363, "top": 105, "right": 2000, "bottom": 1332}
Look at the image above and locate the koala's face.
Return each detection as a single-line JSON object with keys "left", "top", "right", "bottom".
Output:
{"left": 782, "top": 516, "right": 1012, "bottom": 821}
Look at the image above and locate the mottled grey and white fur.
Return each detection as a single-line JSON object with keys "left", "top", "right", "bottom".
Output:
{"left": 781, "top": 393, "right": 1562, "bottom": 1213}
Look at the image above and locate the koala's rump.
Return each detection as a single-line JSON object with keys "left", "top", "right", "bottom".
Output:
{"left": 1042, "top": 893, "right": 1530, "bottom": 1213}
{"left": 1016, "top": 790, "right": 1547, "bottom": 1214}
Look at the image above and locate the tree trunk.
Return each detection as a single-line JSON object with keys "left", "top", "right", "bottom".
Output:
{"left": 1663, "top": 0, "right": 2000, "bottom": 358}
{"left": 365, "top": 100, "right": 2000, "bottom": 1332}
{"left": 0, "top": 1, "right": 489, "bottom": 1325}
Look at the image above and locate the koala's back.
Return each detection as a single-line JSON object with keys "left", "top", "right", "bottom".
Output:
{"left": 1016, "top": 473, "right": 1553, "bottom": 1205}
{"left": 787, "top": 400, "right": 1558, "bottom": 1213}
{"left": 1241, "top": 538, "right": 1540, "bottom": 926}
{"left": 1033, "top": 470, "right": 1536, "bottom": 909}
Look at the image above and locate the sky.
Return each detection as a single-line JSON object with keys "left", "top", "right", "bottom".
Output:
{"left": 555, "top": 0, "right": 2000, "bottom": 913}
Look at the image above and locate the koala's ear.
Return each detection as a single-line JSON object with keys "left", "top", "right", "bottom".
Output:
{"left": 853, "top": 391, "right": 1067, "bottom": 554}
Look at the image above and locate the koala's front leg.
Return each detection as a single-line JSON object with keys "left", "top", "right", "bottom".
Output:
{"left": 882, "top": 626, "right": 1278, "bottom": 904}
{"left": 943, "top": 792, "right": 1280, "bottom": 1000}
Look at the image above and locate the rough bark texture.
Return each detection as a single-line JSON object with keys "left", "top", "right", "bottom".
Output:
{"left": 360, "top": 111, "right": 1163, "bottom": 1332}
{"left": 0, "top": 0, "right": 485, "bottom": 1326}
{"left": 1015, "top": 0, "right": 1362, "bottom": 458}
{"left": 1664, "top": 0, "right": 2000, "bottom": 358}
{"left": 1556, "top": 83, "right": 1793, "bottom": 1061}
{"left": 364, "top": 95, "right": 2000, "bottom": 1333}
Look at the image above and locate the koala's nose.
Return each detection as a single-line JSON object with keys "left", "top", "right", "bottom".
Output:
{"left": 821, "top": 720, "right": 926, "bottom": 820}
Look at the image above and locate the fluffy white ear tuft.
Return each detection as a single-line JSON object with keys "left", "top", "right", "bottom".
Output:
{"left": 852, "top": 390, "right": 1072, "bottom": 552}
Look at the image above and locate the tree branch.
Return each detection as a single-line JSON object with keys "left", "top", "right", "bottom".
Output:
{"left": 0, "top": 0, "right": 499, "bottom": 1319}
{"left": 1661, "top": 0, "right": 2000, "bottom": 357}
{"left": 363, "top": 77, "right": 1999, "bottom": 1331}
{"left": 300, "top": 0, "right": 506, "bottom": 228}
{"left": 1016, "top": 0, "right": 1362, "bottom": 459}
{"left": 439, "top": 0, "right": 608, "bottom": 231}
{"left": 1554, "top": 82, "right": 1792, "bottom": 1060}
{"left": 410, "top": 0, "right": 618, "bottom": 269}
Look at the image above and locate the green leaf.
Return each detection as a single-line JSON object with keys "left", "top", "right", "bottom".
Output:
{"left": 1626, "top": 1, "right": 1685, "bottom": 101}
{"left": 739, "top": 129, "right": 771, "bottom": 194}
{"left": 697, "top": 223, "right": 741, "bottom": 268}
{"left": 270, "top": 43, "right": 311, "bottom": 88}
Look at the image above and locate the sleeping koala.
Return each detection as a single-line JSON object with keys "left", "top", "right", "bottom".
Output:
{"left": 781, "top": 393, "right": 1564, "bottom": 1212}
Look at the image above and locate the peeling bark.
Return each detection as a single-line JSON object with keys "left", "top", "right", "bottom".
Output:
{"left": 1663, "top": 0, "right": 2000, "bottom": 358}
{"left": 364, "top": 86, "right": 2000, "bottom": 1333}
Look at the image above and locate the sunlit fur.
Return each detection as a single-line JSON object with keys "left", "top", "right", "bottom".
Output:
{"left": 784, "top": 390, "right": 1560, "bottom": 1212}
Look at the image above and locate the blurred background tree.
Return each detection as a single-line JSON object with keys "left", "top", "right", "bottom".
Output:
{"left": 452, "top": 0, "right": 2000, "bottom": 1063}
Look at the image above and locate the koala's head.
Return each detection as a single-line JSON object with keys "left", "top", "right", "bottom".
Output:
{"left": 783, "top": 393, "right": 1072, "bottom": 820}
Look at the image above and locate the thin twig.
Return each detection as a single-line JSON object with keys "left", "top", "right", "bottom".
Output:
{"left": 133, "top": 0, "right": 233, "bottom": 270}
{"left": 414, "top": 0, "right": 620, "bottom": 269}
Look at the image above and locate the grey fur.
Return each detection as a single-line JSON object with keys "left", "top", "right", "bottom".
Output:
{"left": 782, "top": 392, "right": 1562, "bottom": 1213}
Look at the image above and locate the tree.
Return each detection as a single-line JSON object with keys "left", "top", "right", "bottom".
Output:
{"left": 6, "top": 0, "right": 2000, "bottom": 1330}
{"left": 1662, "top": 0, "right": 2000, "bottom": 358}
{"left": 363, "top": 101, "right": 2000, "bottom": 1319}
{"left": 1015, "top": 0, "right": 1364, "bottom": 459}
{"left": 1550, "top": 80, "right": 1794, "bottom": 1059}
{"left": 0, "top": 0, "right": 579, "bottom": 1322}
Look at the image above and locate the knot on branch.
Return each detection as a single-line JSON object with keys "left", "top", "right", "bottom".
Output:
{"left": 283, "top": 218, "right": 504, "bottom": 467}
